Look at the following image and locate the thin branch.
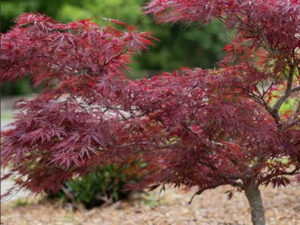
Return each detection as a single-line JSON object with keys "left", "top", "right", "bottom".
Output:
{"left": 245, "top": 88, "right": 280, "bottom": 123}
{"left": 291, "top": 86, "right": 300, "bottom": 94}
{"left": 188, "top": 183, "right": 222, "bottom": 204}
{"left": 100, "top": 49, "right": 128, "bottom": 72}
{"left": 259, "top": 166, "right": 300, "bottom": 185}
{"left": 272, "top": 65, "right": 297, "bottom": 125}
{"left": 61, "top": 186, "right": 83, "bottom": 211}
{"left": 284, "top": 117, "right": 300, "bottom": 129}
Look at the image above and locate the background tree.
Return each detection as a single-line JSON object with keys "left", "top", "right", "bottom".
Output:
{"left": 1, "top": 1, "right": 300, "bottom": 225}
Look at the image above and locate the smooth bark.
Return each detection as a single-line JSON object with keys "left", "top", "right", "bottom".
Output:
{"left": 245, "top": 183, "right": 266, "bottom": 225}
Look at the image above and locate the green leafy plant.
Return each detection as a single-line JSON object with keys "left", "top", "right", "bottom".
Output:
{"left": 48, "top": 163, "right": 145, "bottom": 209}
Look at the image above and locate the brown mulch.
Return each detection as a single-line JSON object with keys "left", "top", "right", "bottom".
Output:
{"left": 1, "top": 184, "right": 300, "bottom": 225}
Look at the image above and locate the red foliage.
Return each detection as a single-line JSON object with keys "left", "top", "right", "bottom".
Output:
{"left": 1, "top": 1, "right": 299, "bottom": 198}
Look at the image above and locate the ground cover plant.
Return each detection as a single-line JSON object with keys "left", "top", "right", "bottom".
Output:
{"left": 1, "top": 1, "right": 300, "bottom": 225}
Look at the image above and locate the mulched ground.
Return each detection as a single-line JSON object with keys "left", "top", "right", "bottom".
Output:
{"left": 1, "top": 183, "right": 299, "bottom": 225}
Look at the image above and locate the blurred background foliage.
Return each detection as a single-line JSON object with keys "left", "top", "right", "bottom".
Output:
{"left": 1, "top": 0, "right": 230, "bottom": 95}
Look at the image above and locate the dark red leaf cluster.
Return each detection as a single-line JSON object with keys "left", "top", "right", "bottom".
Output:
{"left": 145, "top": 0, "right": 300, "bottom": 64}
{"left": 1, "top": 13, "right": 154, "bottom": 85}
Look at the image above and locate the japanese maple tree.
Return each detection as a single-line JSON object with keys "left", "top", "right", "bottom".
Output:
{"left": 1, "top": 1, "right": 300, "bottom": 225}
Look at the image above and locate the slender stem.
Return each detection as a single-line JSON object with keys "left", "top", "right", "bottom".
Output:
{"left": 61, "top": 186, "right": 83, "bottom": 211}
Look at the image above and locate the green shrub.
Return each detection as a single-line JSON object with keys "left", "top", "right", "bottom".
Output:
{"left": 48, "top": 163, "right": 146, "bottom": 209}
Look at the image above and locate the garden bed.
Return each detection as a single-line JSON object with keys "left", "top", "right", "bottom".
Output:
{"left": 1, "top": 183, "right": 299, "bottom": 225}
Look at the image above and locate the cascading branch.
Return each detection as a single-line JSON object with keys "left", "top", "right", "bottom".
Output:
{"left": 1, "top": 13, "right": 155, "bottom": 193}
{"left": 1, "top": 1, "right": 300, "bottom": 225}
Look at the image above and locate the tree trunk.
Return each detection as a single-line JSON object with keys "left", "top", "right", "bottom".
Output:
{"left": 245, "top": 183, "right": 266, "bottom": 225}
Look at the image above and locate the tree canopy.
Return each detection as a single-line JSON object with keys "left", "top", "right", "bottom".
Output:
{"left": 1, "top": 1, "right": 299, "bottom": 225}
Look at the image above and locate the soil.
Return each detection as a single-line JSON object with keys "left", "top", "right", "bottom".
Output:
{"left": 1, "top": 183, "right": 299, "bottom": 225}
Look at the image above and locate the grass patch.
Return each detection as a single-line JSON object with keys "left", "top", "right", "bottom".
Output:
{"left": 13, "top": 199, "right": 30, "bottom": 207}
